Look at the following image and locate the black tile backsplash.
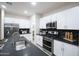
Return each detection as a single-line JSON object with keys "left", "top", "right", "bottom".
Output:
{"left": 39, "top": 28, "right": 79, "bottom": 46}
{"left": 19, "top": 28, "right": 30, "bottom": 34}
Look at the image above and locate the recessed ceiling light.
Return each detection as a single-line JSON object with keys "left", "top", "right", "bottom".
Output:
{"left": 1, "top": 5, "right": 7, "bottom": 9}
{"left": 31, "top": 2, "right": 37, "bottom": 6}
{"left": 24, "top": 10, "right": 28, "bottom": 14}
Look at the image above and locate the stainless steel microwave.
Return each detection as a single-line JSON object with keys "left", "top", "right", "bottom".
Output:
{"left": 46, "top": 21, "right": 57, "bottom": 29}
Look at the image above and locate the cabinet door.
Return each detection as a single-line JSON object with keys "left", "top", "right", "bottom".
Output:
{"left": 51, "top": 13, "right": 58, "bottom": 22}
{"left": 57, "top": 6, "right": 79, "bottom": 29}
{"left": 63, "top": 43, "right": 78, "bottom": 56}
{"left": 36, "top": 35, "right": 39, "bottom": 45}
{"left": 63, "top": 6, "right": 79, "bottom": 29}
{"left": 40, "top": 16, "right": 51, "bottom": 28}
{"left": 54, "top": 40, "right": 63, "bottom": 56}
{"left": 36, "top": 35, "right": 43, "bottom": 47}
{"left": 40, "top": 18, "right": 46, "bottom": 28}
{"left": 56, "top": 12, "right": 66, "bottom": 29}
{"left": 40, "top": 17, "right": 49, "bottom": 29}
{"left": 39, "top": 36, "right": 43, "bottom": 47}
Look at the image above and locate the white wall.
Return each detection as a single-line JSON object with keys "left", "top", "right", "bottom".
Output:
{"left": 4, "top": 15, "right": 31, "bottom": 28}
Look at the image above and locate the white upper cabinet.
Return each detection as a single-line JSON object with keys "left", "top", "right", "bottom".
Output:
{"left": 5, "top": 17, "right": 31, "bottom": 28}
{"left": 56, "top": 12, "right": 66, "bottom": 29}
{"left": 40, "top": 17, "right": 46, "bottom": 28}
{"left": 19, "top": 20, "right": 30, "bottom": 28}
{"left": 63, "top": 6, "right": 79, "bottom": 29}
{"left": 40, "top": 15, "right": 52, "bottom": 28}
{"left": 40, "top": 6, "right": 79, "bottom": 29}
{"left": 51, "top": 13, "right": 58, "bottom": 22}
{"left": 56, "top": 6, "right": 79, "bottom": 29}
{"left": 50, "top": 12, "right": 66, "bottom": 29}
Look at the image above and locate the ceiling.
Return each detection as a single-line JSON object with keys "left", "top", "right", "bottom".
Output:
{"left": 0, "top": 2, "right": 79, "bottom": 17}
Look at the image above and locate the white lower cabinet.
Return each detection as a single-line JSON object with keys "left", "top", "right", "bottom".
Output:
{"left": 36, "top": 35, "right": 43, "bottom": 47}
{"left": 63, "top": 43, "right": 78, "bottom": 56}
{"left": 54, "top": 40, "right": 63, "bottom": 56}
{"left": 54, "top": 40, "right": 79, "bottom": 56}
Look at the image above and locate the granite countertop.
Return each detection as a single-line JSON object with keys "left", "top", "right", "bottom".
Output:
{"left": 37, "top": 34, "right": 78, "bottom": 46}
{"left": 55, "top": 38, "right": 78, "bottom": 46}
{"left": 37, "top": 34, "right": 54, "bottom": 39}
